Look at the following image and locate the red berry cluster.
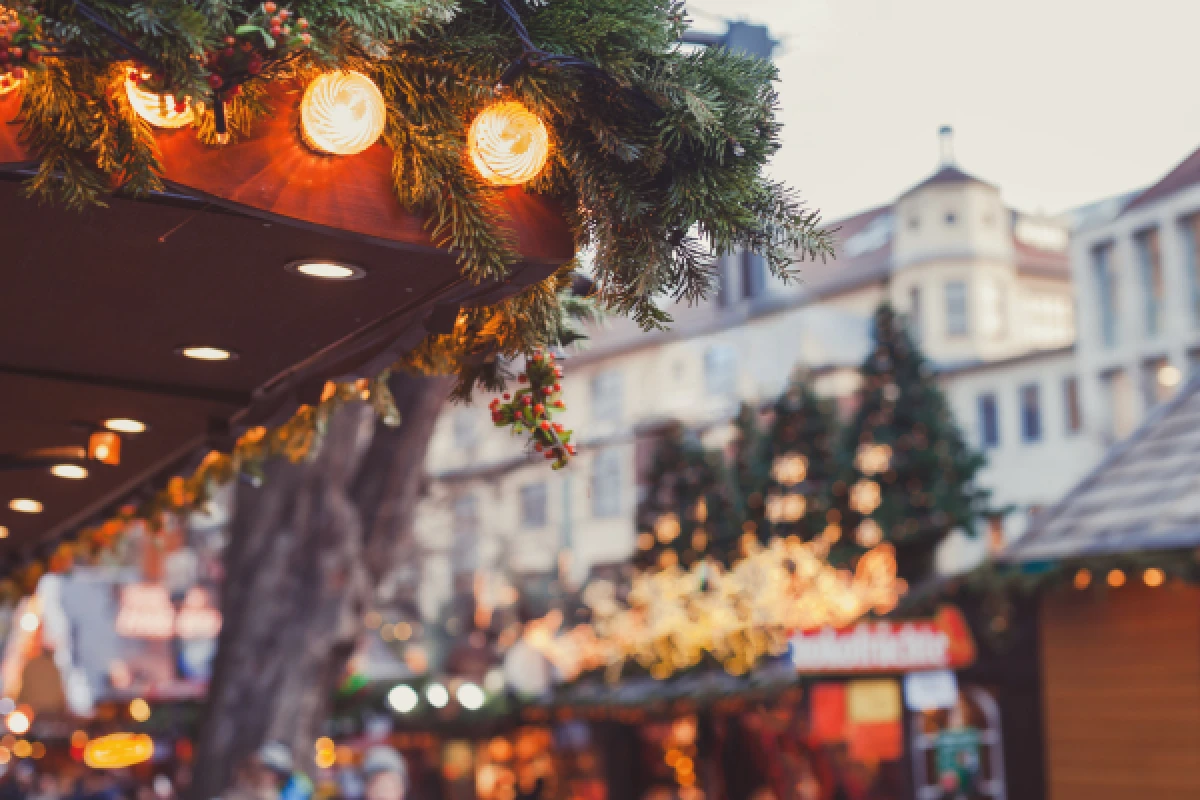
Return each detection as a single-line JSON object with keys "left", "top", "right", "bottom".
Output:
{"left": 202, "top": 2, "right": 310, "bottom": 92}
{"left": 489, "top": 351, "right": 576, "bottom": 469}
{"left": 0, "top": 5, "right": 39, "bottom": 91}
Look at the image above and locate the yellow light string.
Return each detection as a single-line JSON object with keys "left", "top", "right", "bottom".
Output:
{"left": 125, "top": 73, "right": 193, "bottom": 129}
{"left": 301, "top": 71, "right": 387, "bottom": 156}
{"left": 468, "top": 101, "right": 549, "bottom": 186}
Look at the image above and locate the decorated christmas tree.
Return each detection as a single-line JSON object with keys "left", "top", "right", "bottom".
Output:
{"left": 837, "top": 304, "right": 989, "bottom": 582}
{"left": 731, "top": 375, "right": 841, "bottom": 549}
{"left": 635, "top": 421, "right": 739, "bottom": 570}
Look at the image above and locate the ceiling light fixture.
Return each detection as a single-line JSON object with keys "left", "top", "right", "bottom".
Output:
{"left": 50, "top": 464, "right": 88, "bottom": 480}
{"left": 8, "top": 499, "right": 42, "bottom": 514}
{"left": 285, "top": 260, "right": 366, "bottom": 281}
{"left": 0, "top": 527, "right": 8, "bottom": 540}
{"left": 177, "top": 346, "right": 236, "bottom": 362}
{"left": 103, "top": 419, "right": 147, "bottom": 434}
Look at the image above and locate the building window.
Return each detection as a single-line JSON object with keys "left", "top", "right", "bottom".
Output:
{"left": 591, "top": 449, "right": 622, "bottom": 518}
{"left": 1101, "top": 368, "right": 1135, "bottom": 441}
{"left": 452, "top": 410, "right": 477, "bottom": 450}
{"left": 1141, "top": 357, "right": 1180, "bottom": 409}
{"left": 980, "top": 280, "right": 1008, "bottom": 341}
{"left": 519, "top": 483, "right": 547, "bottom": 529}
{"left": 945, "top": 281, "right": 968, "bottom": 337}
{"left": 1182, "top": 213, "right": 1200, "bottom": 327}
{"left": 452, "top": 494, "right": 479, "bottom": 573}
{"left": 945, "top": 211, "right": 957, "bottom": 225}
{"left": 741, "top": 250, "right": 766, "bottom": 300}
{"left": 909, "top": 216, "right": 920, "bottom": 231}
{"left": 590, "top": 370, "right": 624, "bottom": 423}
{"left": 704, "top": 344, "right": 738, "bottom": 397}
{"left": 1063, "top": 376, "right": 1082, "bottom": 434}
{"left": 1028, "top": 293, "right": 1074, "bottom": 346}
{"left": 1020, "top": 384, "right": 1042, "bottom": 443}
{"left": 1092, "top": 243, "right": 1118, "bottom": 348}
{"left": 908, "top": 286, "right": 922, "bottom": 343}
{"left": 1135, "top": 228, "right": 1164, "bottom": 338}
{"left": 978, "top": 393, "right": 999, "bottom": 449}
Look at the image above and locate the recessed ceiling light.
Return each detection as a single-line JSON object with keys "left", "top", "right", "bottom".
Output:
{"left": 177, "top": 346, "right": 236, "bottom": 362}
{"left": 50, "top": 464, "right": 88, "bottom": 480}
{"left": 9, "top": 499, "right": 42, "bottom": 514}
{"left": 0, "top": 526, "right": 8, "bottom": 539}
{"left": 286, "top": 260, "right": 366, "bottom": 281}
{"left": 103, "top": 418, "right": 147, "bottom": 434}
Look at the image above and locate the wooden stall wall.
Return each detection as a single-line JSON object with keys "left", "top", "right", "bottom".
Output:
{"left": 1040, "top": 583, "right": 1200, "bottom": 800}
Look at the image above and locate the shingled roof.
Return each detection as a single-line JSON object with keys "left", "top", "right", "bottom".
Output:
{"left": 1005, "top": 375, "right": 1200, "bottom": 562}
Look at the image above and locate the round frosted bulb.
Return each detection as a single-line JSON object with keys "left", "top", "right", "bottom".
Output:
{"left": 469, "top": 102, "right": 550, "bottom": 186}
{"left": 301, "top": 71, "right": 386, "bottom": 156}
{"left": 425, "top": 683, "right": 449, "bottom": 709}
{"left": 51, "top": 464, "right": 88, "bottom": 480}
{"left": 125, "top": 75, "right": 193, "bottom": 129}
{"left": 387, "top": 684, "right": 419, "bottom": 714}
{"left": 456, "top": 682, "right": 485, "bottom": 711}
{"left": 104, "top": 418, "right": 146, "bottom": 434}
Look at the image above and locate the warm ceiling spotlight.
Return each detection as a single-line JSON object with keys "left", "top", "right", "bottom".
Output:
{"left": 125, "top": 72, "right": 193, "bottom": 129}
{"left": 50, "top": 464, "right": 88, "bottom": 480}
{"left": 103, "top": 418, "right": 146, "bottom": 434}
{"left": 178, "top": 346, "right": 235, "bottom": 362}
{"left": 301, "top": 71, "right": 386, "bottom": 156}
{"left": 8, "top": 499, "right": 42, "bottom": 514}
{"left": 469, "top": 101, "right": 550, "bottom": 186}
{"left": 88, "top": 431, "right": 121, "bottom": 466}
{"left": 285, "top": 260, "right": 366, "bottom": 281}
{"left": 0, "top": 527, "right": 7, "bottom": 540}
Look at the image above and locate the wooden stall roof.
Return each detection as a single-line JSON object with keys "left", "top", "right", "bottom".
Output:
{"left": 0, "top": 84, "right": 574, "bottom": 560}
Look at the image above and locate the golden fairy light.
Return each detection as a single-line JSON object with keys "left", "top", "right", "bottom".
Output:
{"left": 523, "top": 535, "right": 902, "bottom": 681}
{"left": 765, "top": 493, "right": 806, "bottom": 524}
{"left": 0, "top": 72, "right": 21, "bottom": 97}
{"left": 855, "top": 519, "right": 883, "bottom": 547}
{"left": 655, "top": 513, "right": 682, "bottom": 544}
{"left": 301, "top": 71, "right": 387, "bottom": 156}
{"left": 771, "top": 453, "right": 808, "bottom": 486}
{"left": 125, "top": 73, "right": 193, "bottom": 129}
{"left": 849, "top": 479, "right": 882, "bottom": 515}
{"left": 468, "top": 101, "right": 550, "bottom": 186}
{"left": 83, "top": 733, "right": 154, "bottom": 769}
{"left": 855, "top": 443, "right": 892, "bottom": 476}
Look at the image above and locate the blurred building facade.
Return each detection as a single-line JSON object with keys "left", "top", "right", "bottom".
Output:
{"left": 1070, "top": 145, "right": 1200, "bottom": 443}
{"left": 409, "top": 127, "right": 1105, "bottom": 626}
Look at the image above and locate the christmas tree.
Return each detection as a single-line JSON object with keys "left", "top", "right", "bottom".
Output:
{"left": 635, "top": 421, "right": 739, "bottom": 570}
{"left": 731, "top": 375, "right": 841, "bottom": 549}
{"left": 837, "top": 304, "right": 989, "bottom": 582}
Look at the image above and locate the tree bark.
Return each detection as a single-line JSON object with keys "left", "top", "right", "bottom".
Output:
{"left": 191, "top": 372, "right": 455, "bottom": 800}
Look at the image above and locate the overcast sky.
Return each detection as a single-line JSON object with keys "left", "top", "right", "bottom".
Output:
{"left": 687, "top": 0, "right": 1200, "bottom": 221}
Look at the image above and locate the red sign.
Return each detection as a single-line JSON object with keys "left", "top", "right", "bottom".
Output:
{"left": 789, "top": 607, "right": 976, "bottom": 674}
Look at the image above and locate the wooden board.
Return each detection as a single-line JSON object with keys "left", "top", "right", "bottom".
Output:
{"left": 1040, "top": 584, "right": 1200, "bottom": 800}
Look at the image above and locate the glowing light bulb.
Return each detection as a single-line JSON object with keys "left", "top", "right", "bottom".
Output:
{"left": 301, "top": 71, "right": 386, "bottom": 156}
{"left": 129, "top": 698, "right": 151, "bottom": 723}
{"left": 18, "top": 613, "right": 38, "bottom": 633}
{"left": 51, "top": 464, "right": 88, "bottom": 480}
{"left": 456, "top": 682, "right": 485, "bottom": 711}
{"left": 8, "top": 499, "right": 41, "bottom": 514}
{"left": 5, "top": 711, "right": 29, "bottom": 735}
{"left": 83, "top": 733, "right": 154, "bottom": 769}
{"left": 104, "top": 418, "right": 146, "bottom": 434}
{"left": 178, "top": 346, "right": 234, "bottom": 362}
{"left": 125, "top": 74, "right": 193, "bottom": 129}
{"left": 425, "top": 683, "right": 449, "bottom": 709}
{"left": 468, "top": 101, "right": 550, "bottom": 186}
{"left": 387, "top": 685, "right": 419, "bottom": 714}
{"left": 0, "top": 72, "right": 21, "bottom": 98}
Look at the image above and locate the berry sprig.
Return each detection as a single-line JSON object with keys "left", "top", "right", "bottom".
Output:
{"left": 490, "top": 351, "right": 576, "bottom": 469}
{"left": 206, "top": 2, "right": 311, "bottom": 92}
{"left": 0, "top": 4, "right": 42, "bottom": 92}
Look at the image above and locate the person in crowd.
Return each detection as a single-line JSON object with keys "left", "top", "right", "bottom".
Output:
{"left": 29, "top": 772, "right": 59, "bottom": 800}
{"left": 0, "top": 761, "right": 35, "bottom": 800}
{"left": 226, "top": 742, "right": 294, "bottom": 800}
{"left": 361, "top": 746, "right": 408, "bottom": 800}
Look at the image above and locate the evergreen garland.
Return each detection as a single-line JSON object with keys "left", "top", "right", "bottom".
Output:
{"left": 837, "top": 304, "right": 990, "bottom": 582}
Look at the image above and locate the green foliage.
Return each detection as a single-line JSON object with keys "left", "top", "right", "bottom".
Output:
{"left": 837, "top": 304, "right": 990, "bottom": 581}
{"left": 634, "top": 421, "right": 739, "bottom": 570}
{"left": 731, "top": 374, "right": 840, "bottom": 548}
{"left": 12, "top": 0, "right": 832, "bottom": 396}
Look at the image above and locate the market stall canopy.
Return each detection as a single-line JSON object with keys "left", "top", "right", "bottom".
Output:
{"left": 0, "top": 85, "right": 574, "bottom": 559}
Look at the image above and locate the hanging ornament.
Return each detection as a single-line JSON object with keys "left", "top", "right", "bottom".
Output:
{"left": 125, "top": 71, "right": 193, "bottom": 129}
{"left": 301, "top": 71, "right": 386, "bottom": 156}
{"left": 468, "top": 101, "right": 549, "bottom": 186}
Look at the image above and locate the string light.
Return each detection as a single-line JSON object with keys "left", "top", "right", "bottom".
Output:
{"left": 125, "top": 73, "right": 193, "bottom": 129}
{"left": 468, "top": 101, "right": 549, "bottom": 186}
{"left": 456, "top": 682, "right": 486, "bottom": 711}
{"left": 301, "top": 71, "right": 386, "bottom": 156}
{"left": 1107, "top": 569, "right": 1126, "bottom": 588}
{"left": 771, "top": 453, "right": 808, "bottom": 486}
{"left": 5, "top": 711, "right": 29, "bottom": 735}
{"left": 1143, "top": 568, "right": 1165, "bottom": 588}
{"left": 387, "top": 685, "right": 419, "bottom": 714}
{"left": 849, "top": 480, "right": 882, "bottom": 515}
{"left": 855, "top": 519, "right": 883, "bottom": 547}
{"left": 88, "top": 431, "right": 121, "bottom": 466}
{"left": 0, "top": 73, "right": 21, "bottom": 97}
{"left": 128, "top": 698, "right": 151, "bottom": 723}
{"left": 83, "top": 733, "right": 154, "bottom": 769}
{"left": 855, "top": 443, "right": 892, "bottom": 476}
{"left": 425, "top": 683, "right": 449, "bottom": 709}
{"left": 1073, "top": 568, "right": 1091, "bottom": 590}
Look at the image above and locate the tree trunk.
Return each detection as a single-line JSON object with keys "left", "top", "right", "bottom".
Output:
{"left": 192, "top": 372, "right": 455, "bottom": 800}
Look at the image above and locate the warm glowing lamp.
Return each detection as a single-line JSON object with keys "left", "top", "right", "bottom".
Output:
{"left": 300, "top": 71, "right": 386, "bottom": 156}
{"left": 125, "top": 74, "right": 193, "bottom": 129}
{"left": 5, "top": 711, "right": 29, "bottom": 735}
{"left": 88, "top": 431, "right": 121, "bottom": 466}
{"left": 83, "top": 733, "right": 154, "bottom": 769}
{"left": 104, "top": 418, "right": 146, "bottom": 434}
{"left": 468, "top": 101, "right": 550, "bottom": 186}
{"left": 0, "top": 73, "right": 21, "bottom": 98}
{"left": 129, "top": 698, "right": 151, "bottom": 722}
